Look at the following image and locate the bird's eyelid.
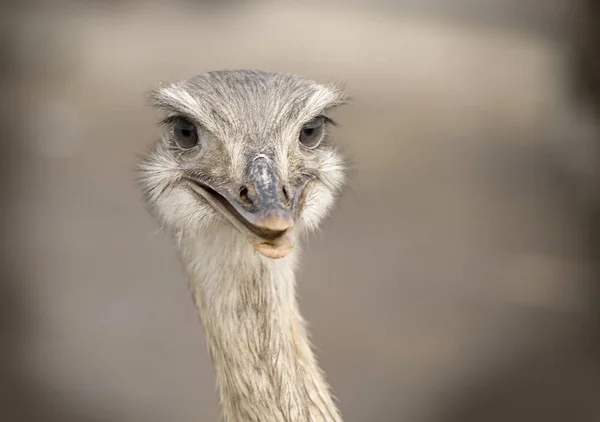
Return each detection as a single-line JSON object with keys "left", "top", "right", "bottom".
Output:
{"left": 158, "top": 113, "right": 207, "bottom": 131}
{"left": 158, "top": 114, "right": 188, "bottom": 127}
{"left": 321, "top": 115, "right": 339, "bottom": 127}
{"left": 303, "top": 113, "right": 338, "bottom": 128}
{"left": 158, "top": 115, "right": 178, "bottom": 127}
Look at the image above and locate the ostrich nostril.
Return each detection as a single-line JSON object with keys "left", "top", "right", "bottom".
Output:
{"left": 282, "top": 185, "right": 290, "bottom": 202}
{"left": 239, "top": 186, "right": 253, "bottom": 206}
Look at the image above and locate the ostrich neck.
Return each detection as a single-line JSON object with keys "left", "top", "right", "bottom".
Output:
{"left": 180, "top": 230, "right": 342, "bottom": 422}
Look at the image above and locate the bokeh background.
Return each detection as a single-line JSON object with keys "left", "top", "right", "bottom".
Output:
{"left": 2, "top": 0, "right": 600, "bottom": 421}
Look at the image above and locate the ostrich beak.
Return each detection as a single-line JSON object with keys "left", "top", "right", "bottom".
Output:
{"left": 187, "top": 156, "right": 307, "bottom": 259}
{"left": 245, "top": 155, "right": 296, "bottom": 259}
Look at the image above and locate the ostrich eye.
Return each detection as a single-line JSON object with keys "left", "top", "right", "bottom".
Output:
{"left": 299, "top": 117, "right": 324, "bottom": 149}
{"left": 173, "top": 117, "right": 199, "bottom": 149}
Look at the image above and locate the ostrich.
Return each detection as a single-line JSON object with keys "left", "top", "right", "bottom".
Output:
{"left": 138, "top": 70, "right": 348, "bottom": 422}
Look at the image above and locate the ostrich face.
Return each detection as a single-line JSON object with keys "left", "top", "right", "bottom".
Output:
{"left": 139, "top": 71, "right": 347, "bottom": 259}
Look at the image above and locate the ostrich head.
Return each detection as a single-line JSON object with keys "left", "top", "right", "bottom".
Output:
{"left": 139, "top": 70, "right": 347, "bottom": 259}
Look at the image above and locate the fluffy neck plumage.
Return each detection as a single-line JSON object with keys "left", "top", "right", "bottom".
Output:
{"left": 179, "top": 228, "right": 342, "bottom": 422}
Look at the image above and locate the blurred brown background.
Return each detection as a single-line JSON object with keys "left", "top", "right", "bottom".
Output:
{"left": 2, "top": 0, "right": 600, "bottom": 421}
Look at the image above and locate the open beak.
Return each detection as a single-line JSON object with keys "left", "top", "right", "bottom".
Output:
{"left": 187, "top": 156, "right": 308, "bottom": 259}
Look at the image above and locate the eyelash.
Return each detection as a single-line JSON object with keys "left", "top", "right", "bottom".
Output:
{"left": 319, "top": 115, "right": 337, "bottom": 127}
{"left": 158, "top": 115, "right": 188, "bottom": 127}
